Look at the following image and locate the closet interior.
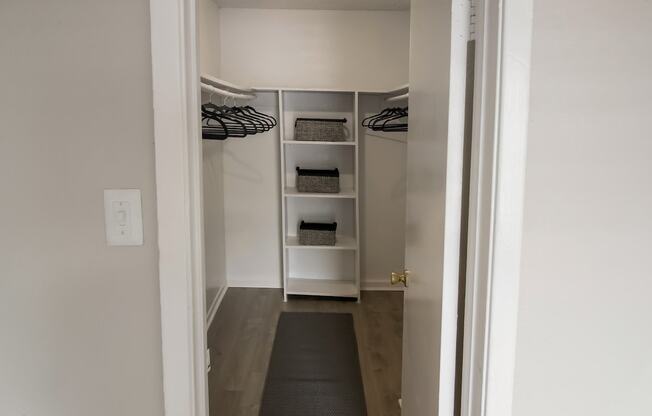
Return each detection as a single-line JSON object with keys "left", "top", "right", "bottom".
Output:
{"left": 200, "top": 1, "right": 411, "bottom": 310}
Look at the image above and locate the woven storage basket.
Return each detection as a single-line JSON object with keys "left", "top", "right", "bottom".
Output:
{"left": 294, "top": 118, "right": 346, "bottom": 142}
{"left": 298, "top": 221, "right": 337, "bottom": 246}
{"left": 296, "top": 167, "right": 340, "bottom": 193}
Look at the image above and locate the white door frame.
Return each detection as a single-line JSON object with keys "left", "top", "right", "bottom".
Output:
{"left": 147, "top": 0, "right": 534, "bottom": 415}
{"left": 461, "top": 0, "right": 534, "bottom": 416}
{"left": 149, "top": 0, "right": 208, "bottom": 415}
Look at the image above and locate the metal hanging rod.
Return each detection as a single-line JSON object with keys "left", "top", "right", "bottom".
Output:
{"left": 386, "top": 92, "right": 409, "bottom": 102}
{"left": 200, "top": 74, "right": 254, "bottom": 94}
{"left": 200, "top": 83, "right": 256, "bottom": 101}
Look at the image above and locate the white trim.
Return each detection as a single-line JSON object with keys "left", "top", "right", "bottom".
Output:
{"left": 278, "top": 90, "right": 288, "bottom": 302}
{"left": 149, "top": 0, "right": 208, "bottom": 415}
{"left": 227, "top": 280, "right": 283, "bottom": 289}
{"left": 483, "top": 1, "right": 533, "bottom": 414}
{"left": 461, "top": 0, "right": 534, "bottom": 416}
{"left": 216, "top": 280, "right": 404, "bottom": 292}
{"left": 360, "top": 279, "right": 405, "bottom": 291}
{"left": 206, "top": 285, "right": 228, "bottom": 329}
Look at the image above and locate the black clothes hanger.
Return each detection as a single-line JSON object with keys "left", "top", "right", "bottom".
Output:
{"left": 227, "top": 106, "right": 270, "bottom": 132}
{"left": 200, "top": 91, "right": 278, "bottom": 140}
{"left": 243, "top": 106, "right": 277, "bottom": 127}
{"left": 201, "top": 111, "right": 229, "bottom": 140}
{"left": 362, "top": 108, "right": 395, "bottom": 127}
{"left": 202, "top": 104, "right": 249, "bottom": 137}
{"left": 239, "top": 106, "right": 276, "bottom": 129}
{"left": 363, "top": 107, "right": 408, "bottom": 132}
{"left": 205, "top": 96, "right": 266, "bottom": 135}
{"left": 364, "top": 108, "right": 403, "bottom": 128}
{"left": 370, "top": 108, "right": 408, "bottom": 132}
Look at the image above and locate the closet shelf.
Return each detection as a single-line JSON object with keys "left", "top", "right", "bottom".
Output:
{"left": 284, "top": 187, "right": 356, "bottom": 199}
{"left": 283, "top": 140, "right": 356, "bottom": 146}
{"left": 286, "top": 278, "right": 358, "bottom": 298}
{"left": 200, "top": 74, "right": 254, "bottom": 94}
{"left": 285, "top": 235, "right": 357, "bottom": 250}
{"left": 385, "top": 84, "right": 409, "bottom": 95}
{"left": 386, "top": 92, "right": 409, "bottom": 102}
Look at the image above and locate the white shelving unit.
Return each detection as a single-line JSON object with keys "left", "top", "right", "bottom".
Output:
{"left": 279, "top": 90, "right": 360, "bottom": 301}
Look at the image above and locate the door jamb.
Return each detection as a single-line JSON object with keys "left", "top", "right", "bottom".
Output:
{"left": 461, "top": 1, "right": 534, "bottom": 416}
{"left": 149, "top": 0, "right": 208, "bottom": 415}
{"left": 148, "top": 0, "right": 534, "bottom": 415}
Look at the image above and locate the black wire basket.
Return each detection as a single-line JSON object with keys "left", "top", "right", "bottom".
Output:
{"left": 298, "top": 221, "right": 337, "bottom": 246}
{"left": 294, "top": 118, "right": 347, "bottom": 141}
{"left": 296, "top": 167, "right": 340, "bottom": 193}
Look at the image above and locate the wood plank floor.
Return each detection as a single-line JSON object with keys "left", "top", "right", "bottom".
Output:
{"left": 208, "top": 288, "right": 403, "bottom": 416}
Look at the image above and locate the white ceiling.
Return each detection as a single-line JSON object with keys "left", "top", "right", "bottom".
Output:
{"left": 215, "top": 0, "right": 410, "bottom": 11}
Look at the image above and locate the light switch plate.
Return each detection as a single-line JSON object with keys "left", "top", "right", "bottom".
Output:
{"left": 104, "top": 189, "right": 143, "bottom": 246}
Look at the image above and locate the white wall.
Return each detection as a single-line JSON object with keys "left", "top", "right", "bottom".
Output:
{"left": 199, "top": 0, "right": 228, "bottom": 308}
{"left": 214, "top": 8, "right": 410, "bottom": 288}
{"left": 219, "top": 8, "right": 410, "bottom": 91}
{"left": 513, "top": 1, "right": 652, "bottom": 415}
{"left": 203, "top": 140, "right": 228, "bottom": 304}
{"left": 199, "top": 0, "right": 221, "bottom": 76}
{"left": 0, "top": 1, "right": 163, "bottom": 415}
{"left": 222, "top": 92, "right": 282, "bottom": 288}
{"left": 359, "top": 96, "right": 408, "bottom": 287}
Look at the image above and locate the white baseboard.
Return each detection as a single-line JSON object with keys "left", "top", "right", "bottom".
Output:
{"left": 206, "top": 285, "right": 227, "bottom": 329}
{"left": 227, "top": 279, "right": 282, "bottom": 289}
{"left": 361, "top": 279, "right": 405, "bottom": 291}
{"left": 224, "top": 280, "right": 402, "bottom": 291}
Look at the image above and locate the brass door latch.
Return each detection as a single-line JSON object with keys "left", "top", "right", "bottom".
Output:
{"left": 390, "top": 270, "right": 409, "bottom": 287}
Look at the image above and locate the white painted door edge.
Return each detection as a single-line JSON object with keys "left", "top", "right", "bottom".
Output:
{"left": 460, "top": 1, "right": 534, "bottom": 416}
{"left": 149, "top": 0, "right": 208, "bottom": 415}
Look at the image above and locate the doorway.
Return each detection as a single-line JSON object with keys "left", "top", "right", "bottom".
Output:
{"left": 148, "top": 0, "right": 535, "bottom": 415}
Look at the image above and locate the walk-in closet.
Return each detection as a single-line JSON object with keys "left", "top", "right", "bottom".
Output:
{"left": 200, "top": 7, "right": 410, "bottom": 298}
{"left": 200, "top": 6, "right": 409, "bottom": 414}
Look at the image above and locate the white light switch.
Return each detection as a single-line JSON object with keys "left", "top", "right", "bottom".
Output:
{"left": 104, "top": 189, "right": 143, "bottom": 246}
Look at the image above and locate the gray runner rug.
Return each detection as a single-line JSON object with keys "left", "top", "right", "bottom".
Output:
{"left": 259, "top": 312, "right": 367, "bottom": 416}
